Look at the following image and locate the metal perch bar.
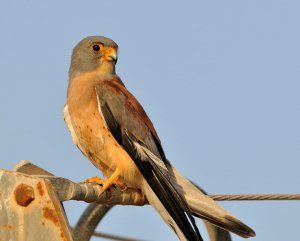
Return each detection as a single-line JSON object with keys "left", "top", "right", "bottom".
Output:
{"left": 73, "top": 203, "right": 113, "bottom": 241}
{"left": 2, "top": 160, "right": 299, "bottom": 241}
{"left": 0, "top": 160, "right": 233, "bottom": 241}
{"left": 12, "top": 160, "right": 300, "bottom": 205}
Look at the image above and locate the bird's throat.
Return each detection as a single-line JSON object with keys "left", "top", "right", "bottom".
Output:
{"left": 97, "top": 60, "right": 116, "bottom": 75}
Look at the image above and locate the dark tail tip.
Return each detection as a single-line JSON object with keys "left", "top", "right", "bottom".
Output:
{"left": 225, "top": 215, "right": 256, "bottom": 238}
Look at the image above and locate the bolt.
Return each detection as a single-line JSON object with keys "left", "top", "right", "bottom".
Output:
{"left": 14, "top": 184, "right": 35, "bottom": 207}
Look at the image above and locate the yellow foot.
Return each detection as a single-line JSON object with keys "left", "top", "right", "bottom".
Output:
{"left": 83, "top": 176, "right": 105, "bottom": 186}
{"left": 101, "top": 178, "right": 127, "bottom": 194}
{"left": 101, "top": 170, "right": 128, "bottom": 194}
{"left": 113, "top": 179, "right": 127, "bottom": 192}
{"left": 82, "top": 176, "right": 113, "bottom": 196}
{"left": 82, "top": 173, "right": 127, "bottom": 194}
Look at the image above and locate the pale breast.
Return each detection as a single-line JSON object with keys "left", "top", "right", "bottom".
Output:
{"left": 65, "top": 91, "right": 112, "bottom": 176}
{"left": 64, "top": 104, "right": 83, "bottom": 152}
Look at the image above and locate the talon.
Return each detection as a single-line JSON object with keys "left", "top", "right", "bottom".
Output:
{"left": 82, "top": 176, "right": 105, "bottom": 186}
{"left": 101, "top": 181, "right": 113, "bottom": 194}
{"left": 99, "top": 170, "right": 128, "bottom": 194}
{"left": 115, "top": 181, "right": 127, "bottom": 192}
{"left": 82, "top": 172, "right": 128, "bottom": 194}
{"left": 102, "top": 187, "right": 113, "bottom": 198}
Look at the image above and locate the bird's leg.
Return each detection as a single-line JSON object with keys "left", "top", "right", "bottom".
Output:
{"left": 101, "top": 170, "right": 127, "bottom": 193}
{"left": 83, "top": 171, "right": 127, "bottom": 194}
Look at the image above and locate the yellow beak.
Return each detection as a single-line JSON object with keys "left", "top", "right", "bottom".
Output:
{"left": 104, "top": 47, "right": 118, "bottom": 62}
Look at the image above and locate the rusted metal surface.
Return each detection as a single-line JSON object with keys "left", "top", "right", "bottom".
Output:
{"left": 0, "top": 161, "right": 147, "bottom": 241}
{"left": 0, "top": 160, "right": 232, "bottom": 241}
{"left": 45, "top": 175, "right": 147, "bottom": 206}
{"left": 14, "top": 161, "right": 147, "bottom": 206}
{"left": 13, "top": 159, "right": 54, "bottom": 176}
{"left": 0, "top": 167, "right": 73, "bottom": 241}
{"left": 14, "top": 183, "right": 35, "bottom": 207}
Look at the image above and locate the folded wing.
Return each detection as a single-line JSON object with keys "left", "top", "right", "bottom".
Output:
{"left": 96, "top": 78, "right": 202, "bottom": 241}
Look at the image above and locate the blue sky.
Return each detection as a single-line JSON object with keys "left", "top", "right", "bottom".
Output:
{"left": 0, "top": 1, "right": 299, "bottom": 240}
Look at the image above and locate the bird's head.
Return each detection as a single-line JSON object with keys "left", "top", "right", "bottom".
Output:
{"left": 69, "top": 36, "right": 118, "bottom": 79}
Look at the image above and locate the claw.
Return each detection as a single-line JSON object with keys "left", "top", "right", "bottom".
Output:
{"left": 82, "top": 172, "right": 127, "bottom": 194}
{"left": 115, "top": 181, "right": 127, "bottom": 192}
{"left": 101, "top": 170, "right": 128, "bottom": 194}
{"left": 83, "top": 176, "right": 105, "bottom": 186}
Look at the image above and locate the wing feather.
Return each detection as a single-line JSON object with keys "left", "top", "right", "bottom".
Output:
{"left": 96, "top": 79, "right": 202, "bottom": 241}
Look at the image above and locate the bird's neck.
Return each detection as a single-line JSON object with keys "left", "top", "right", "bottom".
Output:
{"left": 67, "top": 71, "right": 110, "bottom": 109}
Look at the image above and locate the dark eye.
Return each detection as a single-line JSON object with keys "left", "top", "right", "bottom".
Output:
{"left": 93, "top": 44, "right": 100, "bottom": 52}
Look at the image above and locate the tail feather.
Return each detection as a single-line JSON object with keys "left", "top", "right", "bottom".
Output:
{"left": 130, "top": 144, "right": 256, "bottom": 238}
{"left": 123, "top": 132, "right": 202, "bottom": 241}
{"left": 142, "top": 181, "right": 194, "bottom": 241}
{"left": 170, "top": 167, "right": 256, "bottom": 238}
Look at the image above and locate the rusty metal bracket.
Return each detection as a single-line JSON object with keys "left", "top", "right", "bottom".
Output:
{"left": 0, "top": 160, "right": 231, "bottom": 241}
{"left": 0, "top": 161, "right": 73, "bottom": 241}
{"left": 0, "top": 160, "right": 146, "bottom": 241}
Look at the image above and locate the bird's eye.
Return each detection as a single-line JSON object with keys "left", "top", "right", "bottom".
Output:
{"left": 93, "top": 44, "right": 101, "bottom": 52}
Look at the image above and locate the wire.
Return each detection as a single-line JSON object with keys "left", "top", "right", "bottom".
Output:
{"left": 209, "top": 193, "right": 300, "bottom": 201}
{"left": 92, "top": 231, "right": 148, "bottom": 241}
{"left": 88, "top": 193, "right": 300, "bottom": 240}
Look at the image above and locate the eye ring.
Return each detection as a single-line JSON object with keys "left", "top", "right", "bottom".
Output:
{"left": 92, "top": 44, "right": 101, "bottom": 52}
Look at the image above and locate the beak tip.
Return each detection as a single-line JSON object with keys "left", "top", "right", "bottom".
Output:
{"left": 107, "top": 54, "right": 117, "bottom": 63}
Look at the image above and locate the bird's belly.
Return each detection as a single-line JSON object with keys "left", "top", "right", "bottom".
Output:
{"left": 64, "top": 103, "right": 141, "bottom": 188}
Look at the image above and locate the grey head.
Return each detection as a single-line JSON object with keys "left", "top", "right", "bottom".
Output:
{"left": 69, "top": 36, "right": 118, "bottom": 79}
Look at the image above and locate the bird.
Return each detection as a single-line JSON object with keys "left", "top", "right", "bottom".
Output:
{"left": 64, "top": 36, "right": 255, "bottom": 241}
